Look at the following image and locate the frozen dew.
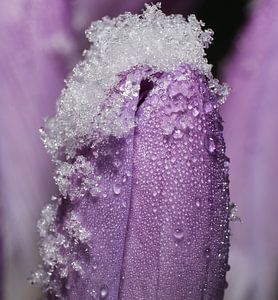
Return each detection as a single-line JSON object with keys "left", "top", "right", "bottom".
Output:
{"left": 65, "top": 212, "right": 91, "bottom": 243}
{"left": 205, "top": 135, "right": 216, "bottom": 153}
{"left": 173, "top": 129, "right": 184, "bottom": 140}
{"left": 42, "top": 3, "right": 228, "bottom": 159}
{"left": 192, "top": 107, "right": 200, "bottom": 117}
{"left": 203, "top": 101, "right": 213, "bottom": 113}
{"left": 229, "top": 202, "right": 241, "bottom": 223}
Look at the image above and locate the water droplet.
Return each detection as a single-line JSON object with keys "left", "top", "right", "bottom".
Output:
{"left": 173, "top": 129, "right": 183, "bottom": 139}
{"left": 65, "top": 283, "right": 71, "bottom": 290}
{"left": 89, "top": 289, "right": 97, "bottom": 298}
{"left": 170, "top": 156, "right": 176, "bottom": 163}
{"left": 205, "top": 136, "right": 216, "bottom": 153}
{"left": 173, "top": 228, "right": 184, "bottom": 241}
{"left": 100, "top": 285, "right": 109, "bottom": 299}
{"left": 113, "top": 183, "right": 121, "bottom": 195}
{"left": 195, "top": 198, "right": 201, "bottom": 208}
{"left": 224, "top": 160, "right": 230, "bottom": 168}
{"left": 151, "top": 154, "right": 157, "bottom": 161}
{"left": 92, "top": 262, "right": 98, "bottom": 271}
{"left": 122, "top": 175, "right": 127, "bottom": 183}
{"left": 204, "top": 247, "right": 211, "bottom": 259}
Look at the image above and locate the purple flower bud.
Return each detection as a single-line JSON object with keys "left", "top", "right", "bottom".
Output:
{"left": 33, "top": 4, "right": 230, "bottom": 299}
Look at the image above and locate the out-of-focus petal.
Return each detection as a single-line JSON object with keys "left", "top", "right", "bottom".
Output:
{"left": 34, "top": 5, "right": 230, "bottom": 299}
{"left": 0, "top": 0, "right": 76, "bottom": 299}
{"left": 222, "top": 1, "right": 278, "bottom": 299}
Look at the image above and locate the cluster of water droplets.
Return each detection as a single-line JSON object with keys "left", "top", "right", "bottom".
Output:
{"left": 115, "top": 63, "right": 231, "bottom": 298}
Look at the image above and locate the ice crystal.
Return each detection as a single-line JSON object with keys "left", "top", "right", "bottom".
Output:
{"left": 41, "top": 3, "right": 228, "bottom": 159}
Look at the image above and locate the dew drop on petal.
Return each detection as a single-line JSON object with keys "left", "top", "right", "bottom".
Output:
{"left": 113, "top": 183, "right": 121, "bottom": 195}
{"left": 205, "top": 135, "right": 216, "bottom": 153}
{"left": 195, "top": 198, "right": 201, "bottom": 208}
{"left": 151, "top": 154, "right": 157, "bottom": 161}
{"left": 100, "top": 285, "right": 109, "bottom": 299}
{"left": 92, "top": 262, "right": 98, "bottom": 271}
{"left": 122, "top": 175, "right": 127, "bottom": 183}
{"left": 204, "top": 247, "right": 211, "bottom": 259}
{"left": 173, "top": 228, "right": 184, "bottom": 241}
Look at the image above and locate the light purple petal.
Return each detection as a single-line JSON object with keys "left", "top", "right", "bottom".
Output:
{"left": 0, "top": 0, "right": 76, "bottom": 299}
{"left": 222, "top": 0, "right": 278, "bottom": 299}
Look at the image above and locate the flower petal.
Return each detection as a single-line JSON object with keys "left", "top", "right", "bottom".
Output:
{"left": 0, "top": 0, "right": 76, "bottom": 298}
{"left": 222, "top": 1, "right": 278, "bottom": 299}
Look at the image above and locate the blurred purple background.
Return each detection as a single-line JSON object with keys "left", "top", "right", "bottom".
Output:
{"left": 0, "top": 0, "right": 277, "bottom": 299}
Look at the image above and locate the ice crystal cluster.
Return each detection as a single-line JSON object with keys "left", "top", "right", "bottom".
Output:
{"left": 33, "top": 4, "right": 231, "bottom": 300}
{"left": 41, "top": 3, "right": 228, "bottom": 159}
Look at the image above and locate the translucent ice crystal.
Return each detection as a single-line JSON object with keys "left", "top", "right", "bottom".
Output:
{"left": 41, "top": 3, "right": 228, "bottom": 159}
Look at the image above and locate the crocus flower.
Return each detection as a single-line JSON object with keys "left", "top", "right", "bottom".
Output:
{"left": 0, "top": 1, "right": 205, "bottom": 299}
{"left": 222, "top": 0, "right": 278, "bottom": 299}
{"left": 32, "top": 4, "right": 230, "bottom": 299}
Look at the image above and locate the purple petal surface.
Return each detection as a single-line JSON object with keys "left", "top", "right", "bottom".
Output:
{"left": 222, "top": 0, "right": 278, "bottom": 299}
{"left": 34, "top": 5, "right": 230, "bottom": 299}
{"left": 0, "top": 0, "right": 76, "bottom": 299}
{"left": 119, "top": 66, "right": 230, "bottom": 300}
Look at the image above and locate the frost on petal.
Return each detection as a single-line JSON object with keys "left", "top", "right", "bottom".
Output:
{"left": 33, "top": 4, "right": 230, "bottom": 299}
